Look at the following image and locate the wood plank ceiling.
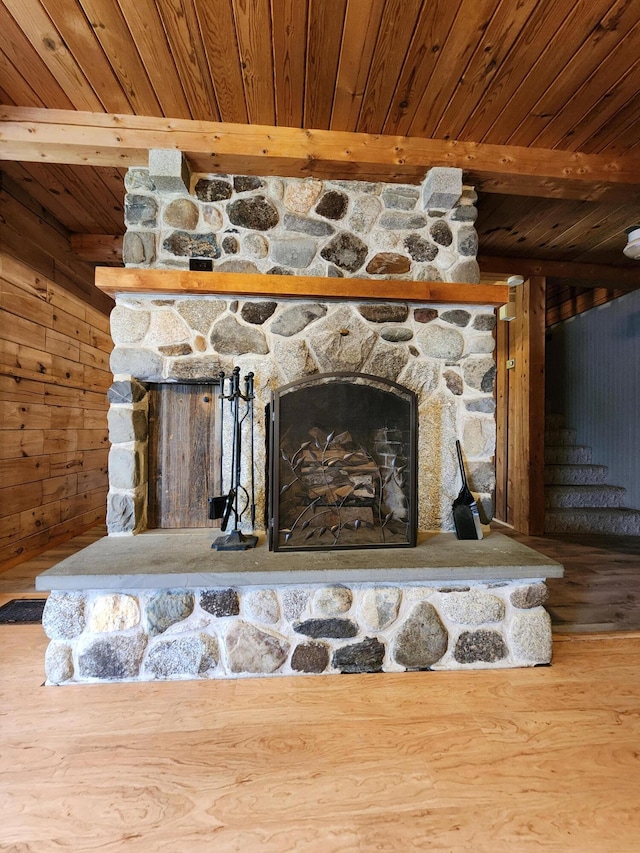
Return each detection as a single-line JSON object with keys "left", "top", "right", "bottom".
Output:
{"left": 1, "top": 0, "right": 639, "bottom": 275}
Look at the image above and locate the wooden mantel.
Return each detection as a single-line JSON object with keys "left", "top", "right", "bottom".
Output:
{"left": 95, "top": 268, "right": 509, "bottom": 306}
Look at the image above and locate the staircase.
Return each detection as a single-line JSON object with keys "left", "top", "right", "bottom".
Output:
{"left": 544, "top": 414, "right": 640, "bottom": 535}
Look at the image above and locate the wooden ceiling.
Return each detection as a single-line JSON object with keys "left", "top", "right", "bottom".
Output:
{"left": 1, "top": 0, "right": 639, "bottom": 279}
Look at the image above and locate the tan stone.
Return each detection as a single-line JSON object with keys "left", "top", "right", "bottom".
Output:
{"left": 313, "top": 586, "right": 353, "bottom": 616}
{"left": 89, "top": 594, "right": 140, "bottom": 632}
{"left": 463, "top": 416, "right": 496, "bottom": 458}
{"left": 145, "top": 311, "right": 191, "bottom": 347}
{"left": 202, "top": 204, "right": 223, "bottom": 229}
{"left": 284, "top": 179, "right": 323, "bottom": 214}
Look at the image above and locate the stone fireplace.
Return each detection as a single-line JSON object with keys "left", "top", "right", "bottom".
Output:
{"left": 36, "top": 165, "right": 562, "bottom": 684}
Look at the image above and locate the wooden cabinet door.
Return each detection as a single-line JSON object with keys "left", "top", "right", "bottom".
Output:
{"left": 148, "top": 383, "right": 220, "bottom": 528}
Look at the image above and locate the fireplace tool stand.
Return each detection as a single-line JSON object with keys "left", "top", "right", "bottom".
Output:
{"left": 209, "top": 367, "right": 258, "bottom": 551}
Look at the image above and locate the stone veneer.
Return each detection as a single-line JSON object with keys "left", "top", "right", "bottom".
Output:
{"left": 42, "top": 580, "right": 552, "bottom": 684}
{"left": 123, "top": 166, "right": 479, "bottom": 283}
{"left": 107, "top": 298, "right": 497, "bottom": 535}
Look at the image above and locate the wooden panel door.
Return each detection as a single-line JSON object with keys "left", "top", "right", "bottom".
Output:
{"left": 148, "top": 383, "right": 220, "bottom": 528}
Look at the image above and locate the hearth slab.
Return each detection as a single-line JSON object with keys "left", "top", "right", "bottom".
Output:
{"left": 36, "top": 531, "right": 562, "bottom": 591}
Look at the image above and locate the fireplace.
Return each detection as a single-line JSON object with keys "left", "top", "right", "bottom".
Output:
{"left": 269, "top": 372, "right": 417, "bottom": 550}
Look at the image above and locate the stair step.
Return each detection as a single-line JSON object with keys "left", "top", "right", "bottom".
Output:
{"left": 545, "top": 413, "right": 566, "bottom": 430}
{"left": 544, "top": 464, "right": 608, "bottom": 485}
{"left": 544, "top": 428, "right": 577, "bottom": 446}
{"left": 545, "top": 445, "right": 592, "bottom": 464}
{"left": 545, "top": 485, "right": 626, "bottom": 509}
{"left": 545, "top": 508, "right": 640, "bottom": 535}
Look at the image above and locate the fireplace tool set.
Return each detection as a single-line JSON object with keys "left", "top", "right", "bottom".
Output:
{"left": 208, "top": 367, "right": 258, "bottom": 551}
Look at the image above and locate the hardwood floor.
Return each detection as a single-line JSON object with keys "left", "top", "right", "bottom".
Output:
{"left": 1, "top": 528, "right": 639, "bottom": 850}
{"left": 0, "top": 624, "right": 639, "bottom": 851}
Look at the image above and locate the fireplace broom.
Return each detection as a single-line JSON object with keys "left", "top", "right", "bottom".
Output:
{"left": 453, "top": 440, "right": 483, "bottom": 540}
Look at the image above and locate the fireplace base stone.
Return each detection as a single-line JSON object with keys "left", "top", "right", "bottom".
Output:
{"left": 37, "top": 532, "right": 562, "bottom": 684}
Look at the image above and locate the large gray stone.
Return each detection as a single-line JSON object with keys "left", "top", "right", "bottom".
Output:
{"left": 293, "top": 619, "right": 358, "bottom": 639}
{"left": 272, "top": 338, "right": 318, "bottom": 381}
{"left": 379, "top": 212, "right": 428, "bottom": 230}
{"left": 397, "top": 359, "right": 440, "bottom": 397}
{"left": 210, "top": 315, "right": 269, "bottom": 355}
{"left": 320, "top": 232, "right": 368, "bottom": 272}
{"left": 107, "top": 379, "right": 147, "bottom": 404}
{"left": 226, "top": 622, "right": 290, "bottom": 673}
{"left": 108, "top": 447, "right": 141, "bottom": 490}
{"left": 509, "top": 610, "right": 552, "bottom": 663}
{"left": 438, "top": 591, "right": 505, "bottom": 625}
{"left": 454, "top": 630, "right": 507, "bottom": 664}
{"left": 216, "top": 259, "right": 260, "bottom": 274}
{"left": 45, "top": 642, "right": 73, "bottom": 684}
{"left": 365, "top": 341, "right": 409, "bottom": 381}
{"left": 240, "top": 301, "right": 277, "bottom": 325}
{"left": 243, "top": 589, "right": 280, "bottom": 624}
{"left": 392, "top": 601, "right": 448, "bottom": 668}
{"left": 108, "top": 408, "right": 147, "bottom": 444}
{"left": 270, "top": 237, "right": 317, "bottom": 268}
{"left": 110, "top": 347, "right": 163, "bottom": 381}
{"left": 307, "top": 308, "right": 377, "bottom": 371}
{"left": 145, "top": 634, "right": 219, "bottom": 678}
{"left": 349, "top": 195, "right": 382, "bottom": 233}
{"left": 145, "top": 593, "right": 194, "bottom": 636}
{"left": 283, "top": 213, "right": 335, "bottom": 237}
{"left": 125, "top": 194, "right": 157, "bottom": 228}
{"left": 165, "top": 356, "right": 227, "bottom": 381}
{"left": 176, "top": 299, "right": 227, "bottom": 334}
{"left": 416, "top": 324, "right": 464, "bottom": 360}
{"left": 382, "top": 187, "right": 419, "bottom": 210}
{"left": 125, "top": 168, "right": 154, "bottom": 192}
{"left": 440, "top": 310, "right": 471, "bottom": 327}
{"left": 451, "top": 205, "right": 478, "bottom": 222}
{"left": 466, "top": 461, "right": 495, "bottom": 493}
{"left": 312, "top": 586, "right": 353, "bottom": 617}
{"left": 110, "top": 306, "right": 150, "bottom": 344}
{"left": 43, "top": 592, "right": 85, "bottom": 640}
{"left": 77, "top": 634, "right": 147, "bottom": 680}
{"left": 463, "top": 357, "right": 496, "bottom": 393}
{"left": 106, "top": 491, "right": 143, "bottom": 534}
{"left": 359, "top": 588, "right": 401, "bottom": 631}
{"left": 123, "top": 231, "right": 156, "bottom": 266}
{"left": 421, "top": 167, "right": 462, "bottom": 211}
{"left": 448, "top": 259, "right": 481, "bottom": 284}
{"left": 228, "top": 196, "right": 279, "bottom": 230}
{"left": 473, "top": 313, "right": 497, "bottom": 331}
{"left": 380, "top": 327, "right": 413, "bottom": 343}
{"left": 332, "top": 637, "right": 385, "bottom": 673}
{"left": 457, "top": 227, "right": 478, "bottom": 256}
{"left": 466, "top": 398, "right": 496, "bottom": 414}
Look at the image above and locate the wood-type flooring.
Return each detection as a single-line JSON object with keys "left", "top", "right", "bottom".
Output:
{"left": 1, "top": 527, "right": 640, "bottom": 850}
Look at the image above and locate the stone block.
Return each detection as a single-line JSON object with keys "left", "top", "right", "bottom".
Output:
{"left": 43, "top": 592, "right": 85, "bottom": 640}
{"left": 454, "top": 629, "right": 507, "bottom": 664}
{"left": 421, "top": 167, "right": 462, "bottom": 211}
{"left": 416, "top": 324, "right": 464, "bottom": 360}
{"left": 392, "top": 601, "right": 448, "bottom": 668}
{"left": 509, "top": 610, "right": 552, "bottom": 663}
{"left": 200, "top": 589, "right": 239, "bottom": 617}
{"left": 124, "top": 194, "right": 157, "bottom": 228}
{"left": 145, "top": 592, "right": 195, "bottom": 636}
{"left": 45, "top": 642, "right": 74, "bottom": 684}
{"left": 90, "top": 593, "right": 140, "bottom": 632}
{"left": 110, "top": 306, "right": 150, "bottom": 345}
{"left": 108, "top": 446, "right": 141, "bottom": 489}
{"left": 244, "top": 589, "right": 280, "bottom": 624}
{"left": 291, "top": 642, "right": 329, "bottom": 673}
{"left": 510, "top": 584, "right": 548, "bottom": 609}
{"left": 270, "top": 237, "right": 317, "bottom": 269}
{"left": 225, "top": 622, "right": 289, "bottom": 673}
{"left": 108, "top": 407, "right": 148, "bottom": 444}
{"left": 123, "top": 231, "right": 156, "bottom": 266}
{"left": 106, "top": 491, "right": 144, "bottom": 534}
{"left": 110, "top": 347, "right": 163, "bottom": 381}
{"left": 312, "top": 586, "right": 353, "bottom": 617}
{"left": 332, "top": 637, "right": 385, "bottom": 673}
{"left": 145, "top": 634, "right": 219, "bottom": 678}
{"left": 359, "top": 588, "right": 401, "bottom": 631}
{"left": 107, "top": 379, "right": 147, "bottom": 405}
{"left": 438, "top": 590, "right": 504, "bottom": 625}
{"left": 77, "top": 634, "right": 147, "bottom": 680}
{"left": 149, "top": 149, "right": 191, "bottom": 193}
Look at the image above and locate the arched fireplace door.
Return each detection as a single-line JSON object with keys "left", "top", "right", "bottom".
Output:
{"left": 268, "top": 372, "right": 417, "bottom": 552}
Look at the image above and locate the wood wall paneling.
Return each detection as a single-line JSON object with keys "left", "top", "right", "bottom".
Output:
{"left": 0, "top": 251, "right": 112, "bottom": 568}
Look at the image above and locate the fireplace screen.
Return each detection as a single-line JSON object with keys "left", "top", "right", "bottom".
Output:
{"left": 269, "top": 373, "right": 417, "bottom": 551}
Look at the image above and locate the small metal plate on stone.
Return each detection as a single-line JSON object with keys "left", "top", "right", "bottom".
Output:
{"left": 0, "top": 598, "right": 46, "bottom": 624}
{"left": 189, "top": 258, "right": 213, "bottom": 271}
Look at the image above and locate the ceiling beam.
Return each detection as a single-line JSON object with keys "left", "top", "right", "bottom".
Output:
{"left": 478, "top": 255, "right": 640, "bottom": 291}
{"left": 2, "top": 107, "right": 640, "bottom": 203}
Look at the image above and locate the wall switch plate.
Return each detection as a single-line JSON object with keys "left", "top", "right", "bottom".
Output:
{"left": 189, "top": 258, "right": 213, "bottom": 271}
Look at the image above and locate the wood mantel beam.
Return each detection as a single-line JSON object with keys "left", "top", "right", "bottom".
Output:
{"left": 2, "top": 107, "right": 639, "bottom": 203}
{"left": 478, "top": 255, "right": 640, "bottom": 291}
{"left": 95, "top": 267, "right": 509, "bottom": 306}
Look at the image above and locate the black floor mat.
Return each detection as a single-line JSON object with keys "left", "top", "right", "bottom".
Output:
{"left": 0, "top": 598, "right": 46, "bottom": 624}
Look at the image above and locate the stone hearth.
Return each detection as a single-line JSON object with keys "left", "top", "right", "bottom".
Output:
{"left": 37, "top": 531, "right": 562, "bottom": 684}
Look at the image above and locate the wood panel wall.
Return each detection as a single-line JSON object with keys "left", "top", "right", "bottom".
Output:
{"left": 0, "top": 250, "right": 113, "bottom": 569}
